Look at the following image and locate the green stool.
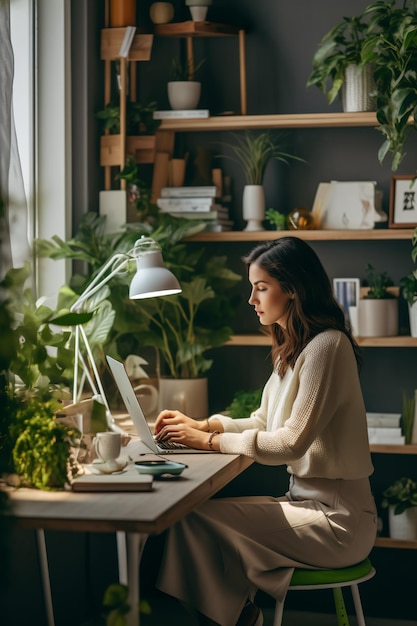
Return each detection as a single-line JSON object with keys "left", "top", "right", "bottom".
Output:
{"left": 273, "top": 558, "right": 375, "bottom": 626}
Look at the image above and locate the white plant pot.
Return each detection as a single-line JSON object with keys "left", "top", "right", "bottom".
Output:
{"left": 408, "top": 300, "right": 417, "bottom": 337}
{"left": 342, "top": 63, "right": 375, "bottom": 112}
{"left": 189, "top": 6, "right": 208, "bottom": 21}
{"left": 158, "top": 377, "right": 208, "bottom": 420}
{"left": 388, "top": 506, "right": 417, "bottom": 540}
{"left": 167, "top": 81, "right": 201, "bottom": 110}
{"left": 242, "top": 184, "right": 265, "bottom": 231}
{"left": 357, "top": 298, "right": 398, "bottom": 337}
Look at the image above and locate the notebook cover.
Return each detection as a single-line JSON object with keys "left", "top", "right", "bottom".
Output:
{"left": 71, "top": 471, "right": 153, "bottom": 492}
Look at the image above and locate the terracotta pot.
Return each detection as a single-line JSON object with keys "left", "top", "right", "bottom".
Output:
{"left": 110, "top": 0, "right": 136, "bottom": 27}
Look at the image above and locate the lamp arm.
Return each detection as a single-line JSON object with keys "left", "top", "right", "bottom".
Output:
{"left": 70, "top": 252, "right": 132, "bottom": 312}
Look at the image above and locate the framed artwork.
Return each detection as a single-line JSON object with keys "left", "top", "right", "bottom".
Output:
{"left": 333, "top": 278, "right": 360, "bottom": 323}
{"left": 389, "top": 175, "right": 417, "bottom": 228}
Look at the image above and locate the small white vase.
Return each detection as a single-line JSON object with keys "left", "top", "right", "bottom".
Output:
{"left": 167, "top": 81, "right": 201, "bottom": 110}
{"left": 242, "top": 184, "right": 265, "bottom": 231}
{"left": 388, "top": 506, "right": 417, "bottom": 540}
{"left": 189, "top": 6, "right": 208, "bottom": 20}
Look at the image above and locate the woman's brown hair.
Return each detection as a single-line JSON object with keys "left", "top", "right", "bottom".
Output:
{"left": 243, "top": 236, "right": 360, "bottom": 377}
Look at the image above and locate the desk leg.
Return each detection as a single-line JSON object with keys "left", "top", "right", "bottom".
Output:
{"left": 116, "top": 531, "right": 148, "bottom": 626}
{"left": 36, "top": 529, "right": 55, "bottom": 626}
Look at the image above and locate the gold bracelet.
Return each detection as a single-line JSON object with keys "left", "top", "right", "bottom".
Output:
{"left": 208, "top": 430, "right": 220, "bottom": 451}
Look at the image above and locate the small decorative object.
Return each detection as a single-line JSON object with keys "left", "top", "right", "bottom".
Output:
{"left": 342, "top": 63, "right": 375, "bottom": 112}
{"left": 287, "top": 207, "right": 315, "bottom": 230}
{"left": 333, "top": 278, "right": 360, "bottom": 332}
{"left": 357, "top": 264, "right": 398, "bottom": 337}
{"left": 382, "top": 477, "right": 417, "bottom": 540}
{"left": 399, "top": 226, "right": 417, "bottom": 337}
{"left": 266, "top": 208, "right": 287, "bottom": 230}
{"left": 389, "top": 175, "right": 417, "bottom": 228}
{"left": 311, "top": 181, "right": 386, "bottom": 230}
{"left": 149, "top": 2, "right": 175, "bottom": 24}
{"left": 110, "top": 0, "right": 136, "bottom": 27}
{"left": 220, "top": 131, "right": 305, "bottom": 232}
{"left": 185, "top": 0, "right": 212, "bottom": 22}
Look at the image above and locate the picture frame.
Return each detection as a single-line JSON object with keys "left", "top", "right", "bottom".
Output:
{"left": 389, "top": 175, "right": 417, "bottom": 228}
{"left": 333, "top": 278, "right": 360, "bottom": 329}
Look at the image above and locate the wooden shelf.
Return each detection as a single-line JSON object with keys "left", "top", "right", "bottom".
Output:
{"left": 159, "top": 111, "right": 379, "bottom": 132}
{"left": 186, "top": 229, "right": 414, "bottom": 242}
{"left": 153, "top": 21, "right": 241, "bottom": 37}
{"left": 374, "top": 537, "right": 417, "bottom": 549}
{"left": 101, "top": 29, "right": 153, "bottom": 61}
{"left": 226, "top": 334, "right": 417, "bottom": 347}
{"left": 370, "top": 444, "right": 417, "bottom": 454}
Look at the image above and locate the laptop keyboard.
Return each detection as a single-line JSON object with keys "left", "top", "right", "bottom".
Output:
{"left": 156, "top": 438, "right": 188, "bottom": 450}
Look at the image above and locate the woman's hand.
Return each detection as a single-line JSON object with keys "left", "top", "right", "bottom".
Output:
{"left": 154, "top": 409, "right": 211, "bottom": 450}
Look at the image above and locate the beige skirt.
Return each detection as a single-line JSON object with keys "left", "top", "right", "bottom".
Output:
{"left": 157, "top": 475, "right": 377, "bottom": 626}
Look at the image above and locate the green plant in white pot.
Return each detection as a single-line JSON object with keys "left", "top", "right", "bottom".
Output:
{"left": 382, "top": 476, "right": 417, "bottom": 540}
{"left": 399, "top": 226, "right": 417, "bottom": 337}
{"left": 357, "top": 264, "right": 398, "bottom": 337}
{"left": 307, "top": 14, "right": 374, "bottom": 112}
{"left": 167, "top": 57, "right": 205, "bottom": 110}
{"left": 220, "top": 131, "right": 306, "bottom": 232}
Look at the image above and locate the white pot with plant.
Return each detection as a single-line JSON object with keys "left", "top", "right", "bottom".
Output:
{"left": 357, "top": 264, "right": 398, "bottom": 337}
{"left": 167, "top": 57, "right": 205, "bottom": 111}
{"left": 400, "top": 226, "right": 417, "bottom": 338}
{"left": 382, "top": 477, "right": 417, "bottom": 540}
{"left": 220, "top": 131, "right": 306, "bottom": 232}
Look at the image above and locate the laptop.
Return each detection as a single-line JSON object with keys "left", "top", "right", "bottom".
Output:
{"left": 106, "top": 355, "right": 217, "bottom": 454}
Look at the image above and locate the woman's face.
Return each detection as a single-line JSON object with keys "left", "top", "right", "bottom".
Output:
{"left": 248, "top": 262, "right": 292, "bottom": 328}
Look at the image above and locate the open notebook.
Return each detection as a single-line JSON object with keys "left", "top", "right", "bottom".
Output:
{"left": 106, "top": 356, "right": 217, "bottom": 454}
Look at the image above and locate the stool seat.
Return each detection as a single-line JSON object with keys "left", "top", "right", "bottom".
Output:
{"left": 290, "top": 557, "right": 374, "bottom": 587}
{"left": 273, "top": 558, "right": 375, "bottom": 626}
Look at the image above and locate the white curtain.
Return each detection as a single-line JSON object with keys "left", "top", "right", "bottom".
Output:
{"left": 0, "top": 0, "right": 31, "bottom": 285}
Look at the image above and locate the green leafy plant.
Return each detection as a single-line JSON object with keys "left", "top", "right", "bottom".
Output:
{"left": 169, "top": 57, "right": 205, "bottom": 81}
{"left": 96, "top": 101, "right": 160, "bottom": 135}
{"left": 225, "top": 388, "right": 262, "bottom": 419}
{"left": 266, "top": 208, "right": 287, "bottom": 230}
{"left": 306, "top": 15, "right": 370, "bottom": 104}
{"left": 220, "top": 131, "right": 306, "bottom": 186}
{"left": 382, "top": 476, "right": 417, "bottom": 514}
{"left": 400, "top": 225, "right": 417, "bottom": 305}
{"left": 402, "top": 390, "right": 416, "bottom": 444}
{"left": 118, "top": 156, "right": 159, "bottom": 222}
{"left": 36, "top": 212, "right": 242, "bottom": 380}
{"left": 364, "top": 263, "right": 394, "bottom": 298}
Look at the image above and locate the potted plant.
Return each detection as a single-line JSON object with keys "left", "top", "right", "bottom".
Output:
{"left": 220, "top": 131, "right": 306, "bottom": 231}
{"left": 306, "top": 14, "right": 374, "bottom": 112}
{"left": 265, "top": 208, "right": 287, "bottom": 231}
{"left": 357, "top": 263, "right": 398, "bottom": 336}
{"left": 167, "top": 57, "right": 205, "bottom": 110}
{"left": 36, "top": 211, "right": 242, "bottom": 419}
{"left": 381, "top": 476, "right": 417, "bottom": 540}
{"left": 399, "top": 226, "right": 417, "bottom": 337}
{"left": 307, "top": 1, "right": 417, "bottom": 170}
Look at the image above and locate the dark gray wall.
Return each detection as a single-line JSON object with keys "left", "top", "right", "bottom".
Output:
{"left": 5, "top": 2, "right": 416, "bottom": 625}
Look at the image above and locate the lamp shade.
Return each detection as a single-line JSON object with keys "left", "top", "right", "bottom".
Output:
{"left": 129, "top": 250, "right": 181, "bottom": 299}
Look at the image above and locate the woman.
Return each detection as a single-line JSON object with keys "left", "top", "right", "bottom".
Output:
{"left": 154, "top": 236, "right": 377, "bottom": 626}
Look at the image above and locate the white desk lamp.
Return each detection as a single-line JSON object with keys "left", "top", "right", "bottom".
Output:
{"left": 70, "top": 236, "right": 181, "bottom": 430}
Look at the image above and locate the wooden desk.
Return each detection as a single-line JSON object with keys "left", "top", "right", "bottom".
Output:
{"left": 8, "top": 444, "right": 253, "bottom": 626}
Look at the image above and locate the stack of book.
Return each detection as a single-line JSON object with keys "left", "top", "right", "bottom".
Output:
{"left": 366, "top": 412, "right": 404, "bottom": 445}
{"left": 156, "top": 185, "right": 234, "bottom": 232}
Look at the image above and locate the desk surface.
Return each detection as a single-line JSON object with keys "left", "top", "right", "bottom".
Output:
{"left": 8, "top": 443, "right": 252, "bottom": 535}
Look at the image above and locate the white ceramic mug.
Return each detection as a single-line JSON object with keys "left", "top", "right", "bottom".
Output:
{"left": 93, "top": 432, "right": 121, "bottom": 462}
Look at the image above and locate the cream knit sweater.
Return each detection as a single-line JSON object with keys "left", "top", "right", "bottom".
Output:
{"left": 210, "top": 330, "right": 374, "bottom": 480}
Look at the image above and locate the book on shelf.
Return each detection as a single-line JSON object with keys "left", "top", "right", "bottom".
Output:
{"left": 367, "top": 426, "right": 405, "bottom": 445}
{"left": 366, "top": 412, "right": 402, "bottom": 428}
{"left": 160, "top": 186, "right": 218, "bottom": 198}
{"left": 169, "top": 209, "right": 229, "bottom": 221}
{"left": 157, "top": 197, "right": 215, "bottom": 211}
{"left": 153, "top": 109, "right": 210, "bottom": 120}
